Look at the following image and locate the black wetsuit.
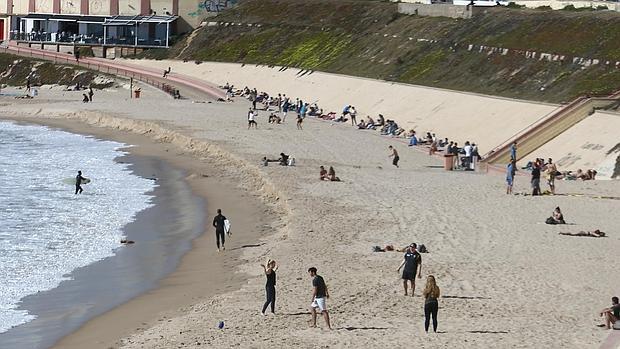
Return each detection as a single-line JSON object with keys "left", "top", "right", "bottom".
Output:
{"left": 75, "top": 174, "right": 85, "bottom": 194}
{"left": 213, "top": 213, "right": 227, "bottom": 249}
{"left": 262, "top": 270, "right": 276, "bottom": 314}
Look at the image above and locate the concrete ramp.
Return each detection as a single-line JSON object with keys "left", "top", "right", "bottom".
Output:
{"left": 483, "top": 92, "right": 620, "bottom": 167}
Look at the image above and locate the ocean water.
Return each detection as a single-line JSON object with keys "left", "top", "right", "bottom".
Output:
{"left": 0, "top": 121, "right": 156, "bottom": 333}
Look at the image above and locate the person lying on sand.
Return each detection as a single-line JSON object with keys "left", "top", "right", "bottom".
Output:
{"left": 559, "top": 230, "right": 605, "bottom": 238}
{"left": 599, "top": 297, "right": 620, "bottom": 329}
{"left": 545, "top": 207, "right": 566, "bottom": 225}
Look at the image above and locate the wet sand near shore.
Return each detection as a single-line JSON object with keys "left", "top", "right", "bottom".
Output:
{"left": 0, "top": 116, "right": 275, "bottom": 349}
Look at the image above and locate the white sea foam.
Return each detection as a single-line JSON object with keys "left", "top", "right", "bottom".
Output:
{"left": 0, "top": 121, "right": 155, "bottom": 333}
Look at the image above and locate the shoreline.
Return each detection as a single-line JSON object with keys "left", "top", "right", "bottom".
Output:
{"left": 0, "top": 115, "right": 276, "bottom": 349}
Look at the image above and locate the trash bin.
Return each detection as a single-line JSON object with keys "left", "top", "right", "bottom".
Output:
{"left": 134, "top": 89, "right": 141, "bottom": 98}
{"left": 444, "top": 154, "right": 454, "bottom": 171}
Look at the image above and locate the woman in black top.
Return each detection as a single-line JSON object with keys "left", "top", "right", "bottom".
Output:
{"left": 261, "top": 259, "right": 278, "bottom": 315}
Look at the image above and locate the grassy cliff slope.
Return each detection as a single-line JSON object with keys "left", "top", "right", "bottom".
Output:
{"left": 142, "top": 0, "right": 620, "bottom": 103}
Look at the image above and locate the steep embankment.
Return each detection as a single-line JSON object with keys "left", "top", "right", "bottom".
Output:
{"left": 141, "top": 0, "right": 620, "bottom": 103}
{"left": 0, "top": 54, "right": 117, "bottom": 89}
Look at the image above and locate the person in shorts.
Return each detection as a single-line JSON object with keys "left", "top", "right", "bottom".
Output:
{"left": 248, "top": 108, "right": 258, "bottom": 129}
{"left": 600, "top": 296, "right": 620, "bottom": 329}
{"left": 308, "top": 267, "right": 332, "bottom": 329}
{"left": 397, "top": 243, "right": 422, "bottom": 296}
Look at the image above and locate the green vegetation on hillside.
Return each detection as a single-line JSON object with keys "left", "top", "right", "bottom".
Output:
{"left": 140, "top": 0, "right": 620, "bottom": 103}
{"left": 0, "top": 54, "right": 116, "bottom": 88}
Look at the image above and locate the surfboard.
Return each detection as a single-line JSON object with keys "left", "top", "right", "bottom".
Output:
{"left": 62, "top": 177, "right": 92, "bottom": 185}
{"left": 224, "top": 219, "right": 231, "bottom": 236}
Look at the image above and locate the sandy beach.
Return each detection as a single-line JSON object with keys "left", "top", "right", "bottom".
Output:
{"left": 1, "top": 79, "right": 619, "bottom": 349}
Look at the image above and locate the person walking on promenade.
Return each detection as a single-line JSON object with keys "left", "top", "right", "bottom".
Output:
{"left": 397, "top": 243, "right": 422, "bottom": 296}
{"left": 510, "top": 141, "right": 517, "bottom": 161}
{"left": 261, "top": 259, "right": 278, "bottom": 315}
{"left": 308, "top": 267, "right": 332, "bottom": 329}
{"left": 213, "top": 209, "right": 227, "bottom": 251}
{"left": 388, "top": 145, "right": 400, "bottom": 168}
{"left": 423, "top": 275, "right": 441, "bottom": 333}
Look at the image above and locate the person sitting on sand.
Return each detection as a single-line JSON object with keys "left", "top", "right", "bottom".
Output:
{"left": 320, "top": 166, "right": 328, "bottom": 181}
{"left": 356, "top": 120, "right": 366, "bottom": 129}
{"left": 279, "top": 153, "right": 289, "bottom": 166}
{"left": 559, "top": 230, "right": 605, "bottom": 238}
{"left": 327, "top": 167, "right": 341, "bottom": 182}
{"left": 545, "top": 206, "right": 566, "bottom": 225}
{"left": 82, "top": 93, "right": 89, "bottom": 103}
{"left": 599, "top": 297, "right": 620, "bottom": 329}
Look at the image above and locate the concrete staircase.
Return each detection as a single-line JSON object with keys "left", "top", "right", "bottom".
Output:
{"left": 482, "top": 90, "right": 620, "bottom": 168}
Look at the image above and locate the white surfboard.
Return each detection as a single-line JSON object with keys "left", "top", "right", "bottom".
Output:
{"left": 62, "top": 177, "right": 91, "bottom": 185}
{"left": 224, "top": 219, "right": 231, "bottom": 236}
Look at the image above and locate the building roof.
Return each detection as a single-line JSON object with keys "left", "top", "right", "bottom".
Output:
{"left": 103, "top": 15, "right": 178, "bottom": 26}
{"left": 22, "top": 14, "right": 106, "bottom": 23}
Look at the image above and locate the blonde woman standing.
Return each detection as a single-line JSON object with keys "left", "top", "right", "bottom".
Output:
{"left": 260, "top": 259, "right": 278, "bottom": 315}
{"left": 423, "top": 275, "right": 440, "bottom": 333}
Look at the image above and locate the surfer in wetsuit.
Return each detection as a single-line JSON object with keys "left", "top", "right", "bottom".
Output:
{"left": 213, "top": 209, "right": 227, "bottom": 252}
{"left": 75, "top": 171, "right": 85, "bottom": 195}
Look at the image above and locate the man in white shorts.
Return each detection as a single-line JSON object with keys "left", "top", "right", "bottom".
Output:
{"left": 308, "top": 267, "right": 332, "bottom": 329}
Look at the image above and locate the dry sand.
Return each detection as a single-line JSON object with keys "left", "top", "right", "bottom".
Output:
{"left": 1, "top": 83, "right": 619, "bottom": 349}
{"left": 118, "top": 59, "right": 559, "bottom": 155}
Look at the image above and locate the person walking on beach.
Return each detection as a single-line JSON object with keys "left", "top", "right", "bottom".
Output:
{"left": 296, "top": 113, "right": 303, "bottom": 130}
{"left": 388, "top": 145, "right": 400, "bottom": 168}
{"left": 308, "top": 267, "right": 332, "bottom": 329}
{"left": 213, "top": 209, "right": 227, "bottom": 251}
{"left": 397, "top": 243, "right": 422, "bottom": 296}
{"left": 510, "top": 141, "right": 517, "bottom": 161}
{"left": 506, "top": 160, "right": 516, "bottom": 194}
{"left": 423, "top": 275, "right": 440, "bottom": 333}
{"left": 260, "top": 259, "right": 278, "bottom": 315}
{"left": 281, "top": 97, "right": 290, "bottom": 123}
{"left": 248, "top": 108, "right": 258, "bottom": 129}
{"left": 75, "top": 170, "right": 86, "bottom": 195}
{"left": 88, "top": 87, "right": 94, "bottom": 102}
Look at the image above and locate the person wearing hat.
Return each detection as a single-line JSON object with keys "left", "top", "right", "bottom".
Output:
{"left": 397, "top": 243, "right": 422, "bottom": 296}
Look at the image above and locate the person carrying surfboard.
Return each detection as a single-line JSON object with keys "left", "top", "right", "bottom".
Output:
{"left": 213, "top": 209, "right": 228, "bottom": 252}
{"left": 75, "top": 171, "right": 86, "bottom": 195}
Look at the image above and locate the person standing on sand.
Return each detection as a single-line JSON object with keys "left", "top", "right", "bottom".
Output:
{"left": 88, "top": 87, "right": 94, "bottom": 102}
{"left": 510, "top": 141, "right": 517, "bottom": 161}
{"left": 308, "top": 267, "right": 332, "bottom": 329}
{"left": 423, "top": 275, "right": 440, "bottom": 333}
{"left": 531, "top": 161, "right": 541, "bottom": 196}
{"left": 349, "top": 106, "right": 357, "bottom": 126}
{"left": 75, "top": 170, "right": 86, "bottom": 195}
{"left": 545, "top": 158, "right": 557, "bottom": 194}
{"left": 260, "top": 259, "right": 278, "bottom": 315}
{"left": 506, "top": 160, "right": 516, "bottom": 194}
{"left": 248, "top": 108, "right": 258, "bottom": 129}
{"left": 296, "top": 113, "right": 303, "bottom": 130}
{"left": 388, "top": 145, "right": 400, "bottom": 168}
{"left": 213, "top": 209, "right": 227, "bottom": 251}
{"left": 397, "top": 243, "right": 422, "bottom": 296}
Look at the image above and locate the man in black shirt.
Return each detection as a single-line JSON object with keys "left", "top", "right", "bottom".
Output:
{"left": 397, "top": 243, "right": 422, "bottom": 296}
{"left": 212, "top": 209, "right": 227, "bottom": 251}
{"left": 308, "top": 267, "right": 332, "bottom": 329}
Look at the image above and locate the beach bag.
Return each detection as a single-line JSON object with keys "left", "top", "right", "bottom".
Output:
{"left": 614, "top": 320, "right": 620, "bottom": 330}
{"left": 288, "top": 157, "right": 296, "bottom": 166}
{"left": 418, "top": 244, "right": 428, "bottom": 253}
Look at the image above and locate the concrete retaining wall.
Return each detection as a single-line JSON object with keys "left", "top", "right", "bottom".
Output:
{"left": 398, "top": 2, "right": 474, "bottom": 18}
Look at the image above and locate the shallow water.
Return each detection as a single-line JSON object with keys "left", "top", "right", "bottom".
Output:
{"left": 0, "top": 121, "right": 155, "bottom": 333}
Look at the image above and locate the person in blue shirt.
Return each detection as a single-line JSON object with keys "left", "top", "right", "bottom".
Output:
{"left": 510, "top": 141, "right": 517, "bottom": 161}
{"left": 506, "top": 160, "right": 516, "bottom": 194}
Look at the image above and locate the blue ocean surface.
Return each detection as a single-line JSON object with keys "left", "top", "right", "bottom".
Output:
{"left": 0, "top": 121, "right": 156, "bottom": 333}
